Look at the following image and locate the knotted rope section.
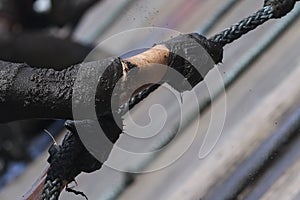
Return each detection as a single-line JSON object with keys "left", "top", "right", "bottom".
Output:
{"left": 42, "top": 121, "right": 102, "bottom": 200}
{"left": 41, "top": 0, "right": 299, "bottom": 199}
{"left": 119, "top": 0, "right": 299, "bottom": 116}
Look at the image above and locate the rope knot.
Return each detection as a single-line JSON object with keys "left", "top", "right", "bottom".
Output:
{"left": 265, "top": 0, "right": 298, "bottom": 18}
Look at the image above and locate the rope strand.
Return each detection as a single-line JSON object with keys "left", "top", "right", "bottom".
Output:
{"left": 209, "top": 6, "right": 274, "bottom": 47}
{"left": 209, "top": 0, "right": 298, "bottom": 47}
{"left": 41, "top": 1, "right": 299, "bottom": 199}
{"left": 120, "top": 0, "right": 298, "bottom": 113}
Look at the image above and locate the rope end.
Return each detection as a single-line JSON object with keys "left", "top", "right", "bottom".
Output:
{"left": 265, "top": 0, "right": 298, "bottom": 18}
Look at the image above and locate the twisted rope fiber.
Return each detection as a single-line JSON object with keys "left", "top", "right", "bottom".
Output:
{"left": 42, "top": 179, "right": 62, "bottom": 200}
{"left": 41, "top": 1, "right": 298, "bottom": 199}
{"left": 42, "top": 124, "right": 101, "bottom": 200}
{"left": 117, "top": 84, "right": 160, "bottom": 115}
{"left": 120, "top": 0, "right": 298, "bottom": 114}
{"left": 119, "top": 0, "right": 298, "bottom": 117}
{"left": 118, "top": 0, "right": 299, "bottom": 115}
{"left": 209, "top": 6, "right": 274, "bottom": 47}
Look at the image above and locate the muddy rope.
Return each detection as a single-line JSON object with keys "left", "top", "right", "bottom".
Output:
{"left": 41, "top": 0, "right": 299, "bottom": 199}
{"left": 119, "top": 0, "right": 299, "bottom": 116}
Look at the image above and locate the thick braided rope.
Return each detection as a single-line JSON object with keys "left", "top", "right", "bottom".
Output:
{"left": 209, "top": 6, "right": 274, "bottom": 47}
{"left": 118, "top": 6, "right": 274, "bottom": 116}
{"left": 41, "top": 132, "right": 78, "bottom": 200}
{"left": 40, "top": 1, "right": 298, "bottom": 200}
{"left": 41, "top": 127, "right": 101, "bottom": 200}
{"left": 121, "top": 0, "right": 298, "bottom": 112}
{"left": 41, "top": 179, "right": 62, "bottom": 200}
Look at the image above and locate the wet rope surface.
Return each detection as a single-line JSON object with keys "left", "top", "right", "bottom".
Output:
{"left": 41, "top": 0, "right": 298, "bottom": 199}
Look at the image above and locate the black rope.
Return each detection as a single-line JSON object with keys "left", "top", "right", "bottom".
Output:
{"left": 120, "top": 0, "right": 298, "bottom": 117}
{"left": 42, "top": 121, "right": 102, "bottom": 200}
{"left": 41, "top": 1, "right": 299, "bottom": 199}
{"left": 66, "top": 185, "right": 89, "bottom": 200}
{"left": 41, "top": 179, "right": 62, "bottom": 200}
{"left": 118, "top": 33, "right": 223, "bottom": 116}
{"left": 117, "top": 84, "right": 160, "bottom": 115}
{"left": 209, "top": 6, "right": 274, "bottom": 47}
{"left": 209, "top": 0, "right": 298, "bottom": 47}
